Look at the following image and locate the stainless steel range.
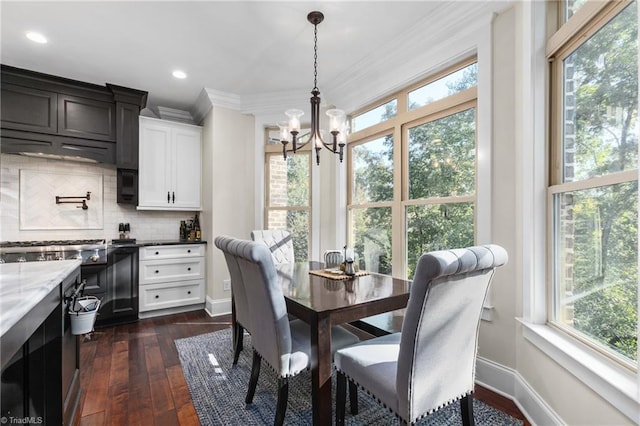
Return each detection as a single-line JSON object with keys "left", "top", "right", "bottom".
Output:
{"left": 0, "top": 239, "right": 107, "bottom": 265}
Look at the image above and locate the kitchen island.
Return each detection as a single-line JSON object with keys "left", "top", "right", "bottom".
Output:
{"left": 1, "top": 260, "right": 82, "bottom": 425}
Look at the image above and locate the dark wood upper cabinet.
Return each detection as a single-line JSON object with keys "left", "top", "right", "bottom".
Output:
{"left": 57, "top": 94, "right": 116, "bottom": 141}
{"left": 0, "top": 65, "right": 147, "bottom": 167}
{"left": 0, "top": 65, "right": 148, "bottom": 205}
{"left": 1, "top": 83, "right": 57, "bottom": 133}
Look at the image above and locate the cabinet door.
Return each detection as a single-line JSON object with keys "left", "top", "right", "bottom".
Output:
{"left": 100, "top": 247, "right": 139, "bottom": 323}
{"left": 81, "top": 264, "right": 108, "bottom": 295}
{"left": 115, "top": 102, "right": 140, "bottom": 169}
{"left": 172, "top": 126, "right": 202, "bottom": 209}
{"left": 138, "top": 118, "right": 172, "bottom": 208}
{"left": 57, "top": 95, "right": 116, "bottom": 141}
{"left": 1, "top": 83, "right": 57, "bottom": 133}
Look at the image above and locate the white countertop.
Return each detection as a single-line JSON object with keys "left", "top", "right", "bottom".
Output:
{"left": 0, "top": 260, "right": 81, "bottom": 337}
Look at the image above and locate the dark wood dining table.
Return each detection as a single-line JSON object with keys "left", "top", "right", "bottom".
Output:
{"left": 276, "top": 261, "right": 412, "bottom": 425}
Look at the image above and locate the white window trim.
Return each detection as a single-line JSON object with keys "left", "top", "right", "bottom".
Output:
{"left": 519, "top": 1, "right": 639, "bottom": 422}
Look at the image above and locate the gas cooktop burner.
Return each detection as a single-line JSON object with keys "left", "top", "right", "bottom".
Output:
{"left": 0, "top": 239, "right": 105, "bottom": 248}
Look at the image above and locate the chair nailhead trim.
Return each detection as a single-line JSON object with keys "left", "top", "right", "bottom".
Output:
{"left": 335, "top": 367, "right": 473, "bottom": 425}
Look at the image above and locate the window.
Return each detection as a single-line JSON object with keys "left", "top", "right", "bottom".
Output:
{"left": 549, "top": 0, "right": 637, "bottom": 366}
{"left": 264, "top": 128, "right": 312, "bottom": 262}
{"left": 351, "top": 99, "right": 397, "bottom": 132}
{"left": 347, "top": 59, "right": 477, "bottom": 278}
{"left": 349, "top": 135, "right": 394, "bottom": 275}
{"left": 406, "top": 106, "right": 476, "bottom": 277}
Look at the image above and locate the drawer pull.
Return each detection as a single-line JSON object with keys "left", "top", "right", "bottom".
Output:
{"left": 187, "top": 249, "right": 191, "bottom": 253}
{"left": 155, "top": 270, "right": 159, "bottom": 274}
{"left": 155, "top": 251, "right": 159, "bottom": 255}
{"left": 187, "top": 291, "right": 191, "bottom": 295}
{"left": 155, "top": 295, "right": 159, "bottom": 299}
{"left": 187, "top": 267, "right": 191, "bottom": 271}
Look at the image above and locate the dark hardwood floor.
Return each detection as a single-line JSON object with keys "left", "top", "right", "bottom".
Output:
{"left": 77, "top": 310, "right": 530, "bottom": 426}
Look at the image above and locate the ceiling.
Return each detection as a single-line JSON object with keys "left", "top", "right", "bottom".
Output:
{"left": 1, "top": 1, "right": 513, "bottom": 118}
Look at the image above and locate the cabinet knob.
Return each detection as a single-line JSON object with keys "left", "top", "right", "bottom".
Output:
{"left": 187, "top": 291, "right": 191, "bottom": 295}
{"left": 187, "top": 267, "right": 191, "bottom": 271}
{"left": 187, "top": 249, "right": 191, "bottom": 253}
{"left": 155, "top": 270, "right": 159, "bottom": 274}
{"left": 155, "top": 251, "right": 159, "bottom": 255}
{"left": 155, "top": 295, "right": 159, "bottom": 299}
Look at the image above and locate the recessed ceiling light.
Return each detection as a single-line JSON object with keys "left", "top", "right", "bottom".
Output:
{"left": 172, "top": 70, "right": 187, "bottom": 79}
{"left": 26, "top": 32, "right": 47, "bottom": 44}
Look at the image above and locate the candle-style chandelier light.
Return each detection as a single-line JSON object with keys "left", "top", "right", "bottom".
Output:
{"left": 279, "top": 11, "right": 347, "bottom": 165}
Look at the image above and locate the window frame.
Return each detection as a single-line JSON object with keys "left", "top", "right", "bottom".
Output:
{"left": 547, "top": 0, "right": 638, "bottom": 370}
{"left": 263, "top": 133, "right": 313, "bottom": 262}
{"left": 346, "top": 59, "right": 479, "bottom": 279}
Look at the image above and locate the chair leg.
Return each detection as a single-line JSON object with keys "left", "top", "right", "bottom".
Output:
{"left": 336, "top": 371, "right": 347, "bottom": 426}
{"left": 348, "top": 380, "right": 358, "bottom": 414}
{"left": 233, "top": 324, "right": 244, "bottom": 365}
{"left": 274, "top": 377, "right": 289, "bottom": 426}
{"left": 245, "top": 351, "right": 261, "bottom": 404}
{"left": 460, "top": 393, "right": 475, "bottom": 426}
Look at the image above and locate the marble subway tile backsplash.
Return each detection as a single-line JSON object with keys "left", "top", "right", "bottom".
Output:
{"left": 1, "top": 154, "right": 192, "bottom": 242}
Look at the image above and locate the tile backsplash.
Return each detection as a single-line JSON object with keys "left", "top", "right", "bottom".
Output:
{"left": 1, "top": 154, "right": 193, "bottom": 242}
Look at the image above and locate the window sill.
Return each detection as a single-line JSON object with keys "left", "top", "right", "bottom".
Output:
{"left": 518, "top": 319, "right": 639, "bottom": 423}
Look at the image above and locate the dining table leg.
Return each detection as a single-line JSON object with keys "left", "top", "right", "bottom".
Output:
{"left": 310, "top": 312, "right": 332, "bottom": 425}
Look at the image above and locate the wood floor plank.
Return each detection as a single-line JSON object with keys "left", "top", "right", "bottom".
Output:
{"left": 78, "top": 410, "right": 105, "bottom": 426}
{"left": 176, "top": 402, "right": 200, "bottom": 425}
{"left": 108, "top": 340, "right": 129, "bottom": 395}
{"left": 149, "top": 375, "right": 175, "bottom": 413}
{"left": 166, "top": 364, "right": 192, "bottom": 409}
{"left": 81, "top": 354, "right": 111, "bottom": 417}
{"left": 144, "top": 341, "right": 166, "bottom": 380}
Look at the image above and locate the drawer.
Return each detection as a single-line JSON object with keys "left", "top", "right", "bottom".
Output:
{"left": 139, "top": 244, "right": 205, "bottom": 260}
{"left": 139, "top": 280, "right": 204, "bottom": 312}
{"left": 139, "top": 258, "right": 204, "bottom": 284}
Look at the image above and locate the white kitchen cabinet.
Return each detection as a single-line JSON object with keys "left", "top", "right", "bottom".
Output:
{"left": 139, "top": 243, "right": 205, "bottom": 315}
{"left": 138, "top": 116, "right": 202, "bottom": 210}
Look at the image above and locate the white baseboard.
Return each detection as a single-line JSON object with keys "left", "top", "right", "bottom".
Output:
{"left": 139, "top": 303, "right": 204, "bottom": 319}
{"left": 205, "top": 296, "right": 232, "bottom": 317}
{"left": 476, "top": 356, "right": 564, "bottom": 426}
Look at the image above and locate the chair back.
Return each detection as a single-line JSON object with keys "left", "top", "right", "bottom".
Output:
{"left": 396, "top": 244, "right": 507, "bottom": 422}
{"left": 225, "top": 237, "right": 306, "bottom": 377}
{"left": 324, "top": 250, "right": 344, "bottom": 268}
{"left": 214, "top": 236, "right": 251, "bottom": 331}
{"left": 251, "top": 230, "right": 295, "bottom": 264}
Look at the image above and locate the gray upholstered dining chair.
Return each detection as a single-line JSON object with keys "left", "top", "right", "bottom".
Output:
{"left": 214, "top": 236, "right": 252, "bottom": 365}
{"left": 323, "top": 249, "right": 344, "bottom": 268}
{"left": 222, "top": 236, "right": 360, "bottom": 426}
{"left": 251, "top": 229, "right": 295, "bottom": 264}
{"left": 335, "top": 244, "right": 508, "bottom": 426}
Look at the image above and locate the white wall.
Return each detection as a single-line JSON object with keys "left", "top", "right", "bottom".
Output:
{"left": 200, "top": 105, "right": 255, "bottom": 315}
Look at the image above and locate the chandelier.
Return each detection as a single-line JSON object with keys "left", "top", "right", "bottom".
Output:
{"left": 279, "top": 11, "right": 347, "bottom": 165}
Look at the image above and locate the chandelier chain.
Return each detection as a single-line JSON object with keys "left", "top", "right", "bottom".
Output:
{"left": 313, "top": 23, "right": 318, "bottom": 92}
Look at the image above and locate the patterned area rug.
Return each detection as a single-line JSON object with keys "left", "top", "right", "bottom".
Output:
{"left": 175, "top": 328, "right": 523, "bottom": 425}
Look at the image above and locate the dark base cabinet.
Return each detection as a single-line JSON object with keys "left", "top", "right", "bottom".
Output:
{"left": 84, "top": 247, "right": 138, "bottom": 327}
{"left": 1, "top": 266, "right": 81, "bottom": 426}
